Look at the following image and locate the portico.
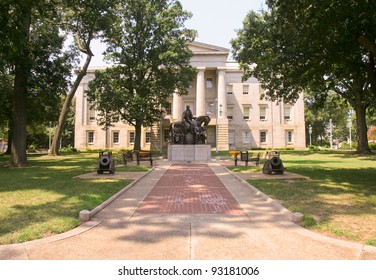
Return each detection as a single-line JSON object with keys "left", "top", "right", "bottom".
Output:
{"left": 169, "top": 42, "right": 231, "bottom": 150}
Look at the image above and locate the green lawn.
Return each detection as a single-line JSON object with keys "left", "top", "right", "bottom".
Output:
{"left": 2, "top": 150, "right": 375, "bottom": 247}
{"left": 0, "top": 152, "right": 149, "bottom": 245}
{"left": 229, "top": 150, "right": 376, "bottom": 246}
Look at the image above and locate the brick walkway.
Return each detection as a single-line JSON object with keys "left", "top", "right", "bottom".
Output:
{"left": 137, "top": 164, "right": 245, "bottom": 215}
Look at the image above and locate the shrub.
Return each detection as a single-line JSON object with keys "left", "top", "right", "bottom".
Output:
{"left": 27, "top": 144, "right": 38, "bottom": 153}
{"left": 60, "top": 146, "right": 78, "bottom": 153}
{"left": 308, "top": 145, "right": 320, "bottom": 151}
{"left": 369, "top": 143, "right": 376, "bottom": 150}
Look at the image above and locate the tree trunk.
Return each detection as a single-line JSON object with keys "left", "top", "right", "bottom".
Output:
{"left": 134, "top": 122, "right": 142, "bottom": 151}
{"left": 49, "top": 31, "right": 94, "bottom": 156}
{"left": 49, "top": 52, "right": 92, "bottom": 156}
{"left": 10, "top": 8, "right": 31, "bottom": 166}
{"left": 354, "top": 102, "right": 370, "bottom": 154}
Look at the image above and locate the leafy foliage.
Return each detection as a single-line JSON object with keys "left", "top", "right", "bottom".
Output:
{"left": 231, "top": 0, "right": 376, "bottom": 153}
{"left": 86, "top": 0, "right": 196, "bottom": 150}
{"left": 0, "top": 0, "right": 76, "bottom": 164}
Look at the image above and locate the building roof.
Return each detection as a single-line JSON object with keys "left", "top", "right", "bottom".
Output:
{"left": 188, "top": 41, "right": 229, "bottom": 55}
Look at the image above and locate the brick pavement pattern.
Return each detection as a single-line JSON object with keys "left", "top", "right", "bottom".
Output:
{"left": 137, "top": 164, "right": 245, "bottom": 215}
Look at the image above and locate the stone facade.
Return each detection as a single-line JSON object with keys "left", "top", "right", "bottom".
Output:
{"left": 74, "top": 41, "right": 306, "bottom": 152}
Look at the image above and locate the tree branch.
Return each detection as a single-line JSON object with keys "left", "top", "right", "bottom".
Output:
{"left": 358, "top": 34, "right": 376, "bottom": 57}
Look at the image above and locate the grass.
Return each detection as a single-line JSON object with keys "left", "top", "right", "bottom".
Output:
{"left": 230, "top": 150, "right": 376, "bottom": 246}
{"left": 2, "top": 149, "right": 375, "bottom": 247}
{"left": 0, "top": 152, "right": 150, "bottom": 245}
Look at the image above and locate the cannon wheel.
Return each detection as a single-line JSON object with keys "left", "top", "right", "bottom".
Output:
{"left": 262, "top": 160, "right": 272, "bottom": 174}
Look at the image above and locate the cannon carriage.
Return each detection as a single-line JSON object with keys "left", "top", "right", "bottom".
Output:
{"left": 97, "top": 151, "right": 115, "bottom": 174}
{"left": 262, "top": 150, "right": 285, "bottom": 175}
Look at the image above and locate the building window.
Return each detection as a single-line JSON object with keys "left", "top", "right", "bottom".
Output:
{"left": 243, "top": 105, "right": 251, "bottom": 120}
{"left": 229, "top": 130, "right": 235, "bottom": 147}
{"left": 112, "top": 131, "right": 119, "bottom": 144}
{"left": 88, "top": 104, "right": 96, "bottom": 121}
{"left": 227, "top": 85, "right": 233, "bottom": 94}
{"left": 129, "top": 132, "right": 135, "bottom": 144}
{"left": 260, "top": 131, "right": 267, "bottom": 143}
{"left": 243, "top": 84, "right": 249, "bottom": 94}
{"left": 284, "top": 104, "right": 292, "bottom": 121}
{"left": 87, "top": 131, "right": 94, "bottom": 144}
{"left": 286, "top": 130, "right": 294, "bottom": 144}
{"left": 206, "top": 101, "right": 215, "bottom": 115}
{"left": 227, "top": 106, "right": 234, "bottom": 120}
{"left": 206, "top": 77, "right": 213, "bottom": 88}
{"left": 259, "top": 105, "right": 267, "bottom": 121}
{"left": 164, "top": 102, "right": 172, "bottom": 115}
{"left": 243, "top": 131, "right": 251, "bottom": 144}
{"left": 145, "top": 132, "right": 151, "bottom": 144}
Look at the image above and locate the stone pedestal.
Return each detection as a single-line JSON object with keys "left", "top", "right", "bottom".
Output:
{"left": 168, "top": 144, "right": 211, "bottom": 162}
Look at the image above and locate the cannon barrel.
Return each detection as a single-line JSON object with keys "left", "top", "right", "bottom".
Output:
{"left": 97, "top": 151, "right": 115, "bottom": 174}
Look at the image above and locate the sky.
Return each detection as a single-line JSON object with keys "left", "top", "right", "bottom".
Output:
{"left": 89, "top": 0, "right": 265, "bottom": 66}
{"left": 179, "top": 0, "right": 265, "bottom": 49}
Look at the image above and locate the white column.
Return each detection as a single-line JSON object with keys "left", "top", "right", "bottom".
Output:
{"left": 196, "top": 67, "right": 206, "bottom": 116}
{"left": 217, "top": 67, "right": 227, "bottom": 118}
{"left": 172, "top": 91, "right": 183, "bottom": 120}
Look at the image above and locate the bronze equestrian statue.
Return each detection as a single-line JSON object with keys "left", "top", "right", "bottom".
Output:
{"left": 170, "top": 105, "right": 211, "bottom": 144}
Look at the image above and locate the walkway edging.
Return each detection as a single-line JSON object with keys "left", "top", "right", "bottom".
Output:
{"left": 79, "top": 167, "right": 155, "bottom": 223}
{"left": 224, "top": 166, "right": 376, "bottom": 258}
{"left": 225, "top": 167, "right": 294, "bottom": 220}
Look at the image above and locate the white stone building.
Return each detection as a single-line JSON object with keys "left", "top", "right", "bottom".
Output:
{"left": 74, "top": 42, "right": 306, "bottom": 152}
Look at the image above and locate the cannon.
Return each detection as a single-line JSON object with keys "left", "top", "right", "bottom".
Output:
{"left": 97, "top": 151, "right": 115, "bottom": 174}
{"left": 262, "top": 150, "right": 285, "bottom": 175}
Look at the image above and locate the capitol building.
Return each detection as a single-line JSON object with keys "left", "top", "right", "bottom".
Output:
{"left": 74, "top": 42, "right": 306, "bottom": 152}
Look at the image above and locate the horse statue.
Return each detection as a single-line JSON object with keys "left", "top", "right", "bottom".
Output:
{"left": 169, "top": 114, "right": 211, "bottom": 145}
{"left": 194, "top": 115, "right": 211, "bottom": 144}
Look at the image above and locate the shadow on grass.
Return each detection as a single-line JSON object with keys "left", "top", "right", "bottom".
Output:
{"left": 248, "top": 166, "right": 376, "bottom": 244}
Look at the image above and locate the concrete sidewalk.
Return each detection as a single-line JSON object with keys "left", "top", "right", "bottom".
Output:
{"left": 1, "top": 160, "right": 376, "bottom": 260}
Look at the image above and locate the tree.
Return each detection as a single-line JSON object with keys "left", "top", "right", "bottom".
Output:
{"left": 231, "top": 0, "right": 376, "bottom": 154}
{"left": 0, "top": 0, "right": 74, "bottom": 165}
{"left": 85, "top": 0, "right": 196, "bottom": 151}
{"left": 48, "top": 0, "right": 115, "bottom": 156}
{"left": 305, "top": 91, "right": 351, "bottom": 147}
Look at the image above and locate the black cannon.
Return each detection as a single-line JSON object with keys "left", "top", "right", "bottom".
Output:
{"left": 262, "top": 150, "right": 285, "bottom": 175}
{"left": 97, "top": 151, "right": 115, "bottom": 174}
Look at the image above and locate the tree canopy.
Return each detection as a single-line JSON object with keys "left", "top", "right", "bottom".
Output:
{"left": 0, "top": 0, "right": 74, "bottom": 165}
{"left": 231, "top": 0, "right": 376, "bottom": 153}
{"left": 85, "top": 0, "right": 196, "bottom": 151}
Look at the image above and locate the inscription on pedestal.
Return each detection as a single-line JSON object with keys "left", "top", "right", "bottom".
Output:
{"left": 168, "top": 144, "right": 211, "bottom": 162}
{"left": 184, "top": 145, "right": 195, "bottom": 161}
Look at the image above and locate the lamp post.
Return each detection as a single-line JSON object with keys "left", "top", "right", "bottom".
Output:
{"left": 348, "top": 109, "right": 354, "bottom": 149}
{"left": 308, "top": 124, "right": 312, "bottom": 146}
{"left": 329, "top": 119, "right": 333, "bottom": 149}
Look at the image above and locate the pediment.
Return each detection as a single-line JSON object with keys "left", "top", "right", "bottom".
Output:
{"left": 188, "top": 41, "right": 229, "bottom": 55}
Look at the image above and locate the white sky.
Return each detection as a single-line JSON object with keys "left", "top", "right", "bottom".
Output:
{"left": 88, "top": 0, "right": 265, "bottom": 66}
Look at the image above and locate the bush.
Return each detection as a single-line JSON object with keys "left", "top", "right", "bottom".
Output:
{"left": 308, "top": 145, "right": 321, "bottom": 152}
{"left": 369, "top": 143, "right": 376, "bottom": 150}
{"left": 27, "top": 144, "right": 38, "bottom": 153}
{"left": 60, "top": 146, "right": 78, "bottom": 153}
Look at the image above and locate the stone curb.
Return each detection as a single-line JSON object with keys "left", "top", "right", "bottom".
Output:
{"left": 225, "top": 166, "right": 376, "bottom": 258}
{"left": 0, "top": 169, "right": 155, "bottom": 257}
{"left": 0, "top": 220, "right": 102, "bottom": 259}
{"left": 225, "top": 167, "right": 294, "bottom": 221}
{"left": 79, "top": 167, "right": 155, "bottom": 223}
